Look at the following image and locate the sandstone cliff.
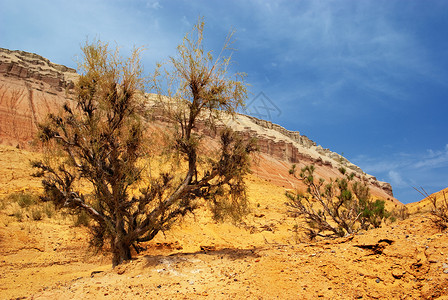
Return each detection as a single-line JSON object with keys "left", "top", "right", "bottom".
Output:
{"left": 0, "top": 48, "right": 395, "bottom": 201}
{"left": 0, "top": 48, "right": 76, "bottom": 147}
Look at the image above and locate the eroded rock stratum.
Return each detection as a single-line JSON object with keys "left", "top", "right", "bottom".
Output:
{"left": 0, "top": 47, "right": 394, "bottom": 201}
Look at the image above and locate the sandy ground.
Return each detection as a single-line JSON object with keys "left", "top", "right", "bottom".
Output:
{"left": 1, "top": 145, "right": 447, "bottom": 299}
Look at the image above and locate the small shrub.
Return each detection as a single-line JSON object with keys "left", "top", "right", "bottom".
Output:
{"left": 13, "top": 209, "right": 24, "bottom": 222}
{"left": 8, "top": 192, "right": 37, "bottom": 208}
{"left": 286, "top": 164, "right": 391, "bottom": 239}
{"left": 0, "top": 197, "right": 7, "bottom": 210}
{"left": 360, "top": 199, "right": 390, "bottom": 229}
{"left": 391, "top": 205, "right": 409, "bottom": 221}
{"left": 43, "top": 202, "right": 56, "bottom": 218}
{"left": 414, "top": 187, "right": 448, "bottom": 230}
{"left": 74, "top": 210, "right": 90, "bottom": 227}
{"left": 289, "top": 164, "right": 297, "bottom": 177}
{"left": 31, "top": 208, "right": 43, "bottom": 221}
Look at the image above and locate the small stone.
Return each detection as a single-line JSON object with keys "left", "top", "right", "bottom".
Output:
{"left": 444, "top": 269, "right": 448, "bottom": 274}
{"left": 375, "top": 278, "right": 381, "bottom": 283}
{"left": 116, "top": 266, "right": 126, "bottom": 275}
{"left": 392, "top": 269, "right": 405, "bottom": 279}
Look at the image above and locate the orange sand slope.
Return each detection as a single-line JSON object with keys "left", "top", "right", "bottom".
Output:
{"left": 1, "top": 145, "right": 448, "bottom": 299}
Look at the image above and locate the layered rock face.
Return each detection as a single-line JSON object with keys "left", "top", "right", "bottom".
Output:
{"left": 0, "top": 48, "right": 395, "bottom": 200}
{"left": 0, "top": 48, "right": 76, "bottom": 147}
{"left": 222, "top": 115, "right": 394, "bottom": 199}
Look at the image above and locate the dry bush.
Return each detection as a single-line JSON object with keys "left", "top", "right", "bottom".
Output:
{"left": 390, "top": 205, "right": 410, "bottom": 222}
{"left": 414, "top": 187, "right": 448, "bottom": 230}
{"left": 33, "top": 19, "right": 255, "bottom": 267}
{"left": 1, "top": 192, "right": 56, "bottom": 222}
{"left": 286, "top": 165, "right": 391, "bottom": 239}
{"left": 31, "top": 207, "right": 43, "bottom": 221}
{"left": 7, "top": 191, "right": 38, "bottom": 208}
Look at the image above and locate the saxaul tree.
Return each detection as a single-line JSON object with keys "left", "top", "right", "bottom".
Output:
{"left": 152, "top": 19, "right": 256, "bottom": 221}
{"left": 33, "top": 20, "right": 256, "bottom": 266}
{"left": 286, "top": 165, "right": 390, "bottom": 239}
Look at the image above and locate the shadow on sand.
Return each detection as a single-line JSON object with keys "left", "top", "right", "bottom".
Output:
{"left": 142, "top": 247, "right": 261, "bottom": 268}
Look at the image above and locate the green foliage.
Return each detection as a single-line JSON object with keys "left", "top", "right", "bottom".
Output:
{"left": 360, "top": 199, "right": 390, "bottom": 229}
{"left": 286, "top": 164, "right": 391, "bottom": 239}
{"left": 289, "top": 164, "right": 297, "bottom": 176}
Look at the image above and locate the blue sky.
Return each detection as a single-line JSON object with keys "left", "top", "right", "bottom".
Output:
{"left": 1, "top": 0, "right": 447, "bottom": 203}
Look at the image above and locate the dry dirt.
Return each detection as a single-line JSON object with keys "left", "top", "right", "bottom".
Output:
{"left": 1, "top": 145, "right": 447, "bottom": 299}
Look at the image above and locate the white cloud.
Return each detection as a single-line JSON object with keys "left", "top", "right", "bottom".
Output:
{"left": 181, "top": 16, "right": 191, "bottom": 28}
{"left": 352, "top": 144, "right": 448, "bottom": 203}
{"left": 146, "top": 0, "right": 161, "bottom": 10}
{"left": 414, "top": 144, "right": 448, "bottom": 169}
{"left": 239, "top": 1, "right": 445, "bottom": 104}
{"left": 388, "top": 170, "right": 407, "bottom": 187}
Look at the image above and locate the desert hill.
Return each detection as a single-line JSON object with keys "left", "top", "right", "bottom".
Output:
{"left": 407, "top": 187, "right": 448, "bottom": 215}
{"left": 0, "top": 144, "right": 447, "bottom": 299}
{"left": 2, "top": 48, "right": 448, "bottom": 299}
{"left": 0, "top": 47, "right": 396, "bottom": 205}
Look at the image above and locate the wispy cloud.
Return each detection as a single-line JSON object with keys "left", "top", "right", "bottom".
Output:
{"left": 2, "top": 0, "right": 447, "bottom": 203}
{"left": 353, "top": 144, "right": 448, "bottom": 203}
{"left": 146, "top": 0, "right": 162, "bottom": 10}
{"left": 237, "top": 0, "right": 446, "bottom": 106}
{"left": 414, "top": 144, "right": 448, "bottom": 169}
{"left": 388, "top": 170, "right": 407, "bottom": 188}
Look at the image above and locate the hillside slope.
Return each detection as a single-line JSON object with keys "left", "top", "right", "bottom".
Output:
{"left": 0, "top": 47, "right": 396, "bottom": 204}
{"left": 406, "top": 187, "right": 448, "bottom": 214}
{"left": 0, "top": 145, "right": 447, "bottom": 299}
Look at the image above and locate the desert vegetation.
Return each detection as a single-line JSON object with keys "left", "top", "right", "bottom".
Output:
{"left": 32, "top": 20, "right": 255, "bottom": 266}
{"left": 414, "top": 187, "right": 448, "bottom": 230}
{"left": 286, "top": 165, "right": 391, "bottom": 239}
{"left": 1, "top": 14, "right": 448, "bottom": 300}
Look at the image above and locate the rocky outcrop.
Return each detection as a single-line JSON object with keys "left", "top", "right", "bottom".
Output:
{"left": 0, "top": 48, "right": 394, "bottom": 199}
{"left": 245, "top": 116, "right": 316, "bottom": 148}
{"left": 227, "top": 114, "right": 394, "bottom": 198}
{"left": 0, "top": 48, "right": 76, "bottom": 147}
{"left": 0, "top": 48, "right": 77, "bottom": 93}
{"left": 246, "top": 115, "right": 361, "bottom": 170}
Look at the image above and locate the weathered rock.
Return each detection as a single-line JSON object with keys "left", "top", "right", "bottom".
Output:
{"left": 0, "top": 47, "right": 395, "bottom": 200}
{"left": 0, "top": 48, "right": 77, "bottom": 148}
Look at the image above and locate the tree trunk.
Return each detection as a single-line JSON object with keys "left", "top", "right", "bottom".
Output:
{"left": 112, "top": 238, "right": 132, "bottom": 267}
